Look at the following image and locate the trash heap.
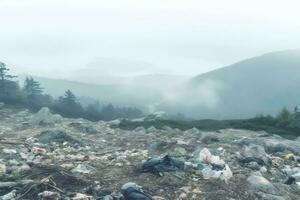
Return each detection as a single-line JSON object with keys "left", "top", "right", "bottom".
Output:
{"left": 0, "top": 106, "right": 300, "bottom": 199}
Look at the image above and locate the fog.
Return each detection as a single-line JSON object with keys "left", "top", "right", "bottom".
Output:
{"left": 1, "top": 0, "right": 300, "bottom": 118}
{"left": 1, "top": 0, "right": 300, "bottom": 78}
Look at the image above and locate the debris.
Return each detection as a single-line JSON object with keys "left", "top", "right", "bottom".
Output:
{"left": 36, "top": 130, "right": 81, "bottom": 146}
{"left": 0, "top": 190, "right": 16, "bottom": 200}
{"left": 285, "top": 153, "right": 296, "bottom": 161}
{"left": 139, "top": 155, "right": 185, "bottom": 174}
{"left": 72, "top": 193, "right": 94, "bottom": 200}
{"left": 197, "top": 148, "right": 212, "bottom": 163}
{"left": 71, "top": 164, "right": 92, "bottom": 174}
{"left": 31, "top": 107, "right": 62, "bottom": 125}
{"left": 239, "top": 157, "right": 269, "bottom": 168}
{"left": 0, "top": 164, "right": 6, "bottom": 175}
{"left": 284, "top": 176, "right": 296, "bottom": 185}
{"left": 121, "top": 182, "right": 153, "bottom": 200}
{"left": 38, "top": 191, "right": 61, "bottom": 200}
{"left": 3, "top": 148, "right": 17, "bottom": 154}
{"left": 247, "top": 172, "right": 277, "bottom": 194}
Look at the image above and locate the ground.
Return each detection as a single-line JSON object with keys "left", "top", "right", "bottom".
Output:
{"left": 0, "top": 106, "right": 300, "bottom": 200}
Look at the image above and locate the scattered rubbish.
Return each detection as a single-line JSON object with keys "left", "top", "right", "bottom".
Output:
{"left": 121, "top": 182, "right": 153, "bottom": 200}
{"left": 72, "top": 193, "right": 94, "bottom": 200}
{"left": 0, "top": 164, "right": 6, "bottom": 175}
{"left": 285, "top": 153, "right": 297, "bottom": 161}
{"left": 38, "top": 191, "right": 61, "bottom": 199}
{"left": 2, "top": 148, "right": 17, "bottom": 154}
{"left": 285, "top": 176, "right": 296, "bottom": 185}
{"left": 139, "top": 155, "right": 184, "bottom": 174}
{"left": 31, "top": 107, "right": 62, "bottom": 125}
{"left": 202, "top": 164, "right": 233, "bottom": 182}
{"left": 0, "top": 190, "right": 16, "bottom": 200}
{"left": 239, "top": 157, "right": 269, "bottom": 168}
{"left": 36, "top": 130, "right": 82, "bottom": 146}
{"left": 71, "top": 164, "right": 92, "bottom": 174}
{"left": 0, "top": 106, "right": 300, "bottom": 199}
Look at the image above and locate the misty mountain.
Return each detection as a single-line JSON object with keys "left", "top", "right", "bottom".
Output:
{"left": 185, "top": 49, "right": 300, "bottom": 119}
{"left": 18, "top": 74, "right": 189, "bottom": 111}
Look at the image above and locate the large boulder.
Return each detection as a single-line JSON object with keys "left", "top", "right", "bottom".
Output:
{"left": 31, "top": 107, "right": 62, "bottom": 125}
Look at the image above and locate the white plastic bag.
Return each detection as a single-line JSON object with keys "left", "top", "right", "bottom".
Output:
{"left": 198, "top": 148, "right": 212, "bottom": 163}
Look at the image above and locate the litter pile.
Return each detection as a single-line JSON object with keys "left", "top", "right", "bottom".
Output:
{"left": 0, "top": 106, "right": 300, "bottom": 199}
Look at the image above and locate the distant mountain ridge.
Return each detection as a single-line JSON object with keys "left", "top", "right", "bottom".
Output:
{"left": 187, "top": 49, "right": 300, "bottom": 119}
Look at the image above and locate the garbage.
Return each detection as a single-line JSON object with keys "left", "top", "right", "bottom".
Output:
{"left": 32, "top": 146, "right": 47, "bottom": 155}
{"left": 202, "top": 164, "right": 233, "bottom": 183}
{"left": 72, "top": 193, "right": 94, "bottom": 200}
{"left": 36, "top": 130, "right": 82, "bottom": 146}
{"left": 0, "top": 164, "right": 6, "bottom": 175}
{"left": 71, "top": 164, "right": 92, "bottom": 174}
{"left": 139, "top": 155, "right": 184, "bottom": 174}
{"left": 2, "top": 148, "right": 17, "bottom": 154}
{"left": 121, "top": 182, "right": 153, "bottom": 200}
{"left": 285, "top": 176, "right": 296, "bottom": 185}
{"left": 239, "top": 157, "right": 269, "bottom": 168}
{"left": 38, "top": 191, "right": 61, "bottom": 199}
{"left": 285, "top": 153, "right": 297, "bottom": 161}
{"left": 197, "top": 148, "right": 225, "bottom": 165}
{"left": 0, "top": 190, "right": 17, "bottom": 200}
{"left": 247, "top": 172, "right": 277, "bottom": 194}
{"left": 197, "top": 148, "right": 212, "bottom": 163}
{"left": 31, "top": 107, "right": 62, "bottom": 125}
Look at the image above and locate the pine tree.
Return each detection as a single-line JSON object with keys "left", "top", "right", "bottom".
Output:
{"left": 23, "top": 77, "right": 47, "bottom": 110}
{"left": 0, "top": 62, "right": 20, "bottom": 103}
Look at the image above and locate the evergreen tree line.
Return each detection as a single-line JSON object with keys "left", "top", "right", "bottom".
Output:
{"left": 0, "top": 63, "right": 143, "bottom": 121}
{"left": 253, "top": 106, "right": 300, "bottom": 132}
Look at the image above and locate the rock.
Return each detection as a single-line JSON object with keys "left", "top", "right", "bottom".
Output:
{"left": 31, "top": 107, "right": 62, "bottom": 125}
{"left": 247, "top": 173, "right": 277, "bottom": 195}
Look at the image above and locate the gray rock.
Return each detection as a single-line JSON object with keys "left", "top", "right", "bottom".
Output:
{"left": 31, "top": 107, "right": 62, "bottom": 125}
{"left": 247, "top": 173, "right": 278, "bottom": 195}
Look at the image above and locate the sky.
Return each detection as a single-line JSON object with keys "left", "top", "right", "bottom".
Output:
{"left": 1, "top": 0, "right": 300, "bottom": 78}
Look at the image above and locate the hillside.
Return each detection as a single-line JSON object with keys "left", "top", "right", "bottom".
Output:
{"left": 188, "top": 49, "right": 300, "bottom": 119}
